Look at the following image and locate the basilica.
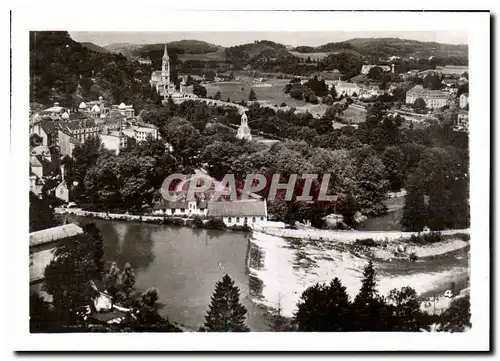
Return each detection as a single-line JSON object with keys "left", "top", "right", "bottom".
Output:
{"left": 150, "top": 44, "right": 178, "bottom": 97}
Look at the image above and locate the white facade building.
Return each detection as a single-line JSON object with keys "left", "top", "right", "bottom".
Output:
{"left": 460, "top": 93, "right": 469, "bottom": 108}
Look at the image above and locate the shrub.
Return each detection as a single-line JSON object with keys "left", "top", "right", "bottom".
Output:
{"left": 409, "top": 252, "right": 418, "bottom": 262}
{"left": 192, "top": 215, "right": 204, "bottom": 228}
{"left": 280, "top": 102, "right": 287, "bottom": 107}
{"left": 354, "top": 238, "right": 377, "bottom": 247}
{"left": 204, "top": 218, "right": 227, "bottom": 230}
{"left": 409, "top": 231, "right": 443, "bottom": 245}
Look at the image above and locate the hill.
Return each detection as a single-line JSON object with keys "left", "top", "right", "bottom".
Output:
{"left": 292, "top": 37, "right": 468, "bottom": 62}
{"left": 80, "top": 42, "right": 110, "bottom": 54}
{"left": 30, "top": 31, "right": 161, "bottom": 111}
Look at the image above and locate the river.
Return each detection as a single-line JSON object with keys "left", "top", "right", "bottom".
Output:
{"left": 65, "top": 215, "right": 270, "bottom": 331}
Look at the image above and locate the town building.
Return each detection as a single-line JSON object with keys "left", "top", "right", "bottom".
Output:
{"left": 29, "top": 175, "right": 44, "bottom": 196}
{"left": 100, "top": 130, "right": 128, "bottom": 155}
{"left": 456, "top": 110, "right": 469, "bottom": 128}
{"left": 55, "top": 181, "right": 70, "bottom": 203}
{"left": 137, "top": 57, "right": 152, "bottom": 65}
{"left": 236, "top": 112, "right": 252, "bottom": 141}
{"left": 30, "top": 155, "right": 43, "bottom": 178}
{"left": 405, "top": 85, "right": 450, "bottom": 109}
{"left": 361, "top": 64, "right": 393, "bottom": 75}
{"left": 58, "top": 118, "right": 100, "bottom": 144}
{"left": 30, "top": 145, "right": 51, "bottom": 163}
{"left": 111, "top": 103, "right": 135, "bottom": 119}
{"left": 30, "top": 119, "right": 59, "bottom": 147}
{"left": 122, "top": 125, "right": 158, "bottom": 142}
{"left": 435, "top": 65, "right": 468, "bottom": 76}
{"left": 207, "top": 200, "right": 268, "bottom": 227}
{"left": 460, "top": 93, "right": 469, "bottom": 108}
{"left": 334, "top": 81, "right": 360, "bottom": 97}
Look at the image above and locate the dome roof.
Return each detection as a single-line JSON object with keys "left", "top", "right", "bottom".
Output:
{"left": 118, "top": 102, "right": 127, "bottom": 109}
{"left": 61, "top": 112, "right": 69, "bottom": 120}
{"left": 79, "top": 102, "right": 87, "bottom": 109}
{"left": 91, "top": 104, "right": 101, "bottom": 113}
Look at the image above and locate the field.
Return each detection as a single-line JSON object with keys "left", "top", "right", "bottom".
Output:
{"left": 289, "top": 51, "right": 331, "bottom": 61}
{"left": 177, "top": 48, "right": 227, "bottom": 61}
{"left": 204, "top": 79, "right": 308, "bottom": 108}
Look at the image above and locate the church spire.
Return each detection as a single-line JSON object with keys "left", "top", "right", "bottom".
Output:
{"left": 163, "top": 43, "right": 169, "bottom": 59}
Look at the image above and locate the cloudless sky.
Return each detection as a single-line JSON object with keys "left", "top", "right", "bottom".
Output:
{"left": 69, "top": 31, "right": 467, "bottom": 48}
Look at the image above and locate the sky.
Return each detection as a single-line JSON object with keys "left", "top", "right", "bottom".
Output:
{"left": 69, "top": 31, "right": 468, "bottom": 48}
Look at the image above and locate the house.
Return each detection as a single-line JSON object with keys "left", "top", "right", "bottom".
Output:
{"left": 207, "top": 200, "right": 268, "bottom": 227}
{"left": 334, "top": 81, "right": 360, "bottom": 97}
{"left": 58, "top": 130, "right": 79, "bottom": 158}
{"left": 361, "top": 64, "right": 392, "bottom": 75}
{"left": 460, "top": 93, "right": 469, "bottom": 108}
{"left": 30, "top": 145, "right": 51, "bottom": 163}
{"left": 436, "top": 65, "right": 468, "bottom": 76}
{"left": 58, "top": 118, "right": 100, "bottom": 144}
{"left": 122, "top": 125, "right": 158, "bottom": 142}
{"left": 100, "top": 131, "right": 128, "bottom": 155}
{"left": 29, "top": 175, "right": 44, "bottom": 196}
{"left": 111, "top": 103, "right": 135, "bottom": 119}
{"left": 30, "top": 155, "right": 43, "bottom": 178}
{"left": 30, "top": 119, "right": 59, "bottom": 147}
{"left": 137, "top": 57, "right": 152, "bottom": 65}
{"left": 153, "top": 199, "right": 208, "bottom": 217}
{"left": 456, "top": 110, "right": 469, "bottom": 128}
{"left": 55, "top": 181, "right": 70, "bottom": 203}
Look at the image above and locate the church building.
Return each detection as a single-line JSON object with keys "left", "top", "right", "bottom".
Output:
{"left": 150, "top": 44, "right": 176, "bottom": 98}
{"left": 236, "top": 112, "right": 252, "bottom": 141}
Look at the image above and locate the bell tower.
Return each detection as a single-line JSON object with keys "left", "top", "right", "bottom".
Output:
{"left": 161, "top": 43, "right": 170, "bottom": 94}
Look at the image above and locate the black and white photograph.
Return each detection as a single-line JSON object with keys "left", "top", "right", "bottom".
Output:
{"left": 7, "top": 8, "right": 490, "bottom": 352}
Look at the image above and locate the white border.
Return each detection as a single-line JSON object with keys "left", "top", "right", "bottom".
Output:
{"left": 8, "top": 9, "right": 490, "bottom": 352}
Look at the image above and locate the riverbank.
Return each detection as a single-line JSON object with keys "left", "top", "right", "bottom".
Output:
{"left": 247, "top": 228, "right": 470, "bottom": 319}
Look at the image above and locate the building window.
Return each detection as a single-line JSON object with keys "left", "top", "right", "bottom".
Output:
{"left": 236, "top": 217, "right": 240, "bottom": 223}
{"left": 180, "top": 208, "right": 185, "bottom": 213}
{"left": 261, "top": 217, "right": 264, "bottom": 221}
{"left": 228, "top": 217, "right": 232, "bottom": 223}
{"left": 252, "top": 217, "right": 256, "bottom": 223}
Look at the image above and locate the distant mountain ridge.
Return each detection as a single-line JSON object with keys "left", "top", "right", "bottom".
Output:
{"left": 292, "top": 37, "right": 468, "bottom": 59}
{"left": 104, "top": 40, "right": 221, "bottom": 59}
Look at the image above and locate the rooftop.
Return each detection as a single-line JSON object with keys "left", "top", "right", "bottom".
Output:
{"left": 207, "top": 200, "right": 267, "bottom": 217}
{"left": 29, "top": 223, "right": 83, "bottom": 248}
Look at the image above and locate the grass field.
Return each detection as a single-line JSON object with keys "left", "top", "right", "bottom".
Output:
{"left": 204, "top": 79, "right": 308, "bottom": 108}
{"left": 289, "top": 51, "right": 331, "bottom": 61}
{"left": 177, "top": 48, "right": 227, "bottom": 61}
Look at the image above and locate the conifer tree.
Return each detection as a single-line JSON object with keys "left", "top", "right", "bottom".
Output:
{"left": 352, "top": 260, "right": 389, "bottom": 331}
{"left": 249, "top": 88, "right": 257, "bottom": 101}
{"left": 104, "top": 262, "right": 121, "bottom": 300}
{"left": 204, "top": 274, "right": 250, "bottom": 332}
{"left": 121, "top": 262, "right": 136, "bottom": 299}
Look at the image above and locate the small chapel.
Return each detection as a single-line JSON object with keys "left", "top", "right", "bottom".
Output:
{"left": 236, "top": 112, "right": 252, "bottom": 141}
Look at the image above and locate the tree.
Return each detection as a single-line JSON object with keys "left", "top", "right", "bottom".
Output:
{"left": 81, "top": 223, "right": 104, "bottom": 280}
{"left": 413, "top": 97, "right": 427, "bottom": 113}
{"left": 382, "top": 146, "right": 406, "bottom": 192}
{"left": 337, "top": 193, "right": 357, "bottom": 228}
{"left": 29, "top": 191, "right": 58, "bottom": 232}
{"left": 43, "top": 231, "right": 104, "bottom": 322}
{"left": 295, "top": 277, "right": 352, "bottom": 331}
{"left": 204, "top": 274, "right": 250, "bottom": 332}
{"left": 249, "top": 88, "right": 257, "bottom": 101}
{"left": 30, "top": 133, "right": 43, "bottom": 147}
{"left": 214, "top": 91, "right": 221, "bottom": 100}
{"left": 423, "top": 73, "right": 442, "bottom": 90}
{"left": 193, "top": 83, "right": 207, "bottom": 97}
{"left": 104, "top": 262, "right": 121, "bottom": 300}
{"left": 121, "top": 262, "right": 136, "bottom": 299}
{"left": 367, "top": 66, "right": 384, "bottom": 80}
{"left": 387, "top": 286, "right": 422, "bottom": 331}
{"left": 352, "top": 260, "right": 390, "bottom": 331}
{"left": 439, "top": 295, "right": 471, "bottom": 332}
